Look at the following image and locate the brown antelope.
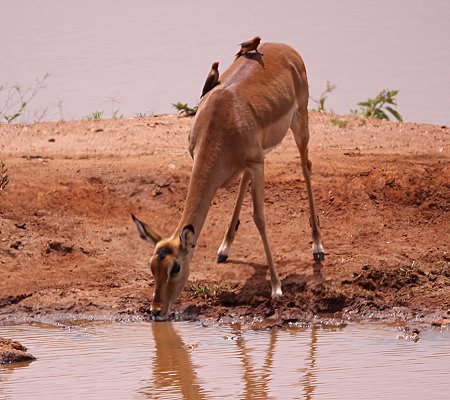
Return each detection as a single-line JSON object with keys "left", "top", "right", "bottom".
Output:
{"left": 132, "top": 41, "right": 324, "bottom": 320}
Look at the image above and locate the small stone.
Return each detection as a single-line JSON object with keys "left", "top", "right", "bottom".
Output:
{"left": 185, "top": 342, "right": 199, "bottom": 350}
{"left": 1, "top": 337, "right": 35, "bottom": 364}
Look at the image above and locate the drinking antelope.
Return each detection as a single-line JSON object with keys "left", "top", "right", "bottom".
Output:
{"left": 133, "top": 41, "right": 324, "bottom": 320}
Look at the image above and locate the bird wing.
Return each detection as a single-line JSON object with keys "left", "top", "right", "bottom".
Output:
{"left": 239, "top": 38, "right": 253, "bottom": 48}
{"left": 201, "top": 73, "right": 217, "bottom": 97}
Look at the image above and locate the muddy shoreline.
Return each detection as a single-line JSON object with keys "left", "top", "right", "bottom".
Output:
{"left": 1, "top": 113, "right": 449, "bottom": 327}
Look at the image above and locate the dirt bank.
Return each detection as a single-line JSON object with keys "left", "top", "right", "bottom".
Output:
{"left": 0, "top": 337, "right": 35, "bottom": 364}
{"left": 0, "top": 113, "right": 449, "bottom": 326}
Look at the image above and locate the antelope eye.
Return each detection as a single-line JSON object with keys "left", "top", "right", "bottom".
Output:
{"left": 170, "top": 261, "right": 180, "bottom": 277}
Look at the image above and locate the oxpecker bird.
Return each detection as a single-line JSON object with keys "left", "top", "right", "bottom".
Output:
{"left": 201, "top": 61, "right": 220, "bottom": 98}
{"left": 236, "top": 36, "right": 262, "bottom": 58}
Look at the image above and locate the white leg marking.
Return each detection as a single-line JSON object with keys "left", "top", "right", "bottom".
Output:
{"left": 312, "top": 242, "right": 324, "bottom": 255}
{"left": 217, "top": 241, "right": 230, "bottom": 258}
{"left": 271, "top": 286, "right": 283, "bottom": 297}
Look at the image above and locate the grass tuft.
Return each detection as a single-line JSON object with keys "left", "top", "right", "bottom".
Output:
{"left": 188, "top": 282, "right": 221, "bottom": 299}
{"left": 310, "top": 81, "right": 336, "bottom": 113}
{"left": 84, "top": 110, "right": 103, "bottom": 121}
{"left": 330, "top": 118, "right": 348, "bottom": 128}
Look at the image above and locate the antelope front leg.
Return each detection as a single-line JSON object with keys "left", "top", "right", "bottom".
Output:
{"left": 248, "top": 164, "right": 282, "bottom": 297}
{"left": 217, "top": 171, "right": 251, "bottom": 263}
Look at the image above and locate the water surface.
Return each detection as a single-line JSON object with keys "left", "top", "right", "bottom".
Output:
{"left": 1, "top": 0, "right": 449, "bottom": 124}
{"left": 1, "top": 322, "right": 448, "bottom": 399}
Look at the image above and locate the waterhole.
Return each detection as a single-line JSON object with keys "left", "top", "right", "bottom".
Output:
{"left": 1, "top": 322, "right": 448, "bottom": 399}
{"left": 1, "top": 1, "right": 449, "bottom": 124}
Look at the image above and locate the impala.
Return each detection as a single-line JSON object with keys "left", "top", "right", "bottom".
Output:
{"left": 132, "top": 41, "right": 324, "bottom": 320}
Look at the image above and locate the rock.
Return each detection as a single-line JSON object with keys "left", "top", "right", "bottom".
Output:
{"left": 0, "top": 337, "right": 36, "bottom": 364}
{"left": 431, "top": 318, "right": 450, "bottom": 327}
{"left": 185, "top": 342, "right": 199, "bottom": 350}
{"left": 45, "top": 241, "right": 74, "bottom": 254}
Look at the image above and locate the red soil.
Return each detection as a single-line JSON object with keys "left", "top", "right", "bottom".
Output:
{"left": 0, "top": 113, "right": 449, "bottom": 325}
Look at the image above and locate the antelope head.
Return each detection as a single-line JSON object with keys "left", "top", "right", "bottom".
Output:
{"left": 132, "top": 214, "right": 196, "bottom": 320}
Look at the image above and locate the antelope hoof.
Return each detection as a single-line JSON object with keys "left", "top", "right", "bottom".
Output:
{"left": 313, "top": 252, "right": 325, "bottom": 262}
{"left": 217, "top": 254, "right": 228, "bottom": 263}
{"left": 271, "top": 287, "right": 283, "bottom": 298}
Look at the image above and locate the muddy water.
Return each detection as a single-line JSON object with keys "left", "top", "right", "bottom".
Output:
{"left": 0, "top": 322, "right": 448, "bottom": 399}
{"left": 1, "top": 1, "right": 449, "bottom": 124}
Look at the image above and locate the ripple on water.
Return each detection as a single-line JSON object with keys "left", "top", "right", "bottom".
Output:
{"left": 0, "top": 322, "right": 449, "bottom": 399}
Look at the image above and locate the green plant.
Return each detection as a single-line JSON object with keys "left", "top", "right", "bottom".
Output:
{"left": 57, "top": 99, "right": 65, "bottom": 121}
{"left": 85, "top": 110, "right": 103, "bottom": 120}
{"left": 108, "top": 97, "right": 123, "bottom": 119}
{"left": 172, "top": 102, "right": 198, "bottom": 116}
{"left": 0, "top": 74, "right": 49, "bottom": 123}
{"left": 135, "top": 112, "right": 147, "bottom": 118}
{"left": 353, "top": 89, "right": 402, "bottom": 121}
{"left": 33, "top": 107, "right": 48, "bottom": 123}
{"left": 111, "top": 109, "right": 123, "bottom": 119}
{"left": 310, "top": 81, "right": 336, "bottom": 112}
{"left": 0, "top": 161, "right": 9, "bottom": 193}
{"left": 330, "top": 118, "right": 348, "bottom": 128}
{"left": 188, "top": 282, "right": 221, "bottom": 299}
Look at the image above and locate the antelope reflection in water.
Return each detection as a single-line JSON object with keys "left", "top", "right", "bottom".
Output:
{"left": 234, "top": 328, "right": 277, "bottom": 399}
{"left": 235, "top": 327, "right": 319, "bottom": 399}
{"left": 143, "top": 322, "right": 206, "bottom": 399}
{"left": 301, "top": 327, "right": 318, "bottom": 400}
{"left": 142, "top": 322, "right": 335, "bottom": 399}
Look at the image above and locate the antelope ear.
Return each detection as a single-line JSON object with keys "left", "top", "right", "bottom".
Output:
{"left": 131, "top": 214, "right": 162, "bottom": 245}
{"left": 179, "top": 224, "right": 195, "bottom": 253}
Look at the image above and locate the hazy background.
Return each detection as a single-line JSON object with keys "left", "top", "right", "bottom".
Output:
{"left": 1, "top": 0, "right": 449, "bottom": 124}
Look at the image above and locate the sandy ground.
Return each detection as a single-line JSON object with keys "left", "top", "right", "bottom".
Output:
{"left": 0, "top": 113, "right": 449, "bottom": 327}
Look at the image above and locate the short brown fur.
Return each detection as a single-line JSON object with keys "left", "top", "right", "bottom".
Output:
{"left": 133, "top": 42, "right": 324, "bottom": 319}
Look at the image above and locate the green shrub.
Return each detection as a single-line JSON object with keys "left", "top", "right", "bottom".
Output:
{"left": 0, "top": 74, "right": 49, "bottom": 123}
{"left": 172, "top": 102, "right": 198, "bottom": 116}
{"left": 354, "top": 89, "right": 403, "bottom": 121}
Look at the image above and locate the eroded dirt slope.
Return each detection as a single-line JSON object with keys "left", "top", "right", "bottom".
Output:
{"left": 0, "top": 113, "right": 449, "bottom": 324}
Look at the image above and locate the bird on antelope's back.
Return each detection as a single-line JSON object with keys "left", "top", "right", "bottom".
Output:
{"left": 236, "top": 36, "right": 262, "bottom": 58}
{"left": 201, "top": 61, "right": 220, "bottom": 98}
